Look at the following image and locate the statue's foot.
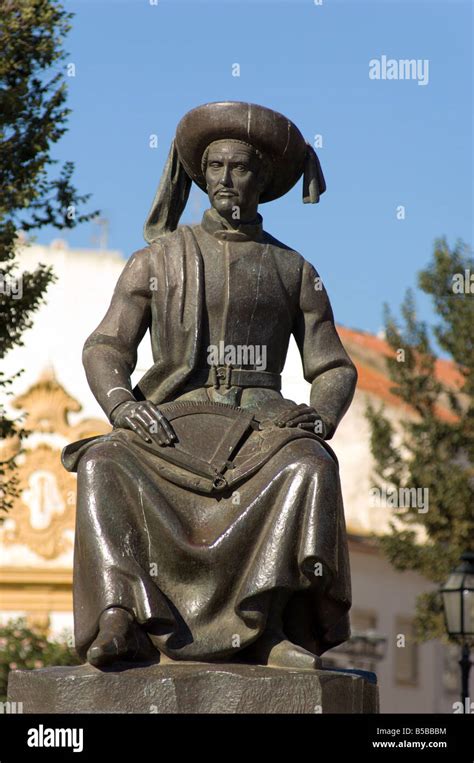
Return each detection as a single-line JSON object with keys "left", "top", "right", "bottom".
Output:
{"left": 250, "top": 629, "right": 321, "bottom": 670}
{"left": 157, "top": 651, "right": 175, "bottom": 664}
{"left": 87, "top": 607, "right": 157, "bottom": 667}
{"left": 266, "top": 639, "right": 321, "bottom": 670}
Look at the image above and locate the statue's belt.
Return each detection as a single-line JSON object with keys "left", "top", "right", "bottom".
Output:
{"left": 190, "top": 367, "right": 281, "bottom": 390}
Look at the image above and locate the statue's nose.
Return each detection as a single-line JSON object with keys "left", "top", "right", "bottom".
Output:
{"left": 219, "top": 165, "right": 232, "bottom": 186}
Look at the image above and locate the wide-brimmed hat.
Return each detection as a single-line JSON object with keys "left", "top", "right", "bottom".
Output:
{"left": 175, "top": 101, "right": 320, "bottom": 203}
{"left": 144, "top": 101, "right": 326, "bottom": 243}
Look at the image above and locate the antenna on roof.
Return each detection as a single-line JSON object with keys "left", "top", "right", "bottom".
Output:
{"left": 91, "top": 217, "right": 109, "bottom": 250}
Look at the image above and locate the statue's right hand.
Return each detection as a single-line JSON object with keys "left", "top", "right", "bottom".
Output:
{"left": 110, "top": 401, "right": 176, "bottom": 446}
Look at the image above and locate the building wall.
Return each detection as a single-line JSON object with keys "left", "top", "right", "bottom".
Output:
{"left": 348, "top": 545, "right": 467, "bottom": 714}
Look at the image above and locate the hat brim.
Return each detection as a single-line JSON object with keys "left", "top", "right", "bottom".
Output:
{"left": 175, "top": 101, "right": 308, "bottom": 203}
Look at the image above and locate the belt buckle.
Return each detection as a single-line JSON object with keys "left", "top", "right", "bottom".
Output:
{"left": 212, "top": 364, "right": 232, "bottom": 389}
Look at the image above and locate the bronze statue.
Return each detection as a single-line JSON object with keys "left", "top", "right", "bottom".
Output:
{"left": 62, "top": 101, "right": 357, "bottom": 671}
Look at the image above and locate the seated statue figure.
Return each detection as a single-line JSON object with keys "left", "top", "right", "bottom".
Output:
{"left": 62, "top": 101, "right": 358, "bottom": 671}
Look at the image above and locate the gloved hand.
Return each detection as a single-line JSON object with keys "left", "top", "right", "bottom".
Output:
{"left": 273, "top": 403, "right": 325, "bottom": 437}
{"left": 111, "top": 400, "right": 176, "bottom": 446}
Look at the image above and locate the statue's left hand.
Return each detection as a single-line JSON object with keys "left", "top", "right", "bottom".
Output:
{"left": 273, "top": 404, "right": 325, "bottom": 436}
{"left": 111, "top": 400, "right": 177, "bottom": 446}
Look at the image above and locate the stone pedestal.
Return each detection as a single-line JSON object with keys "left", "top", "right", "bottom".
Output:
{"left": 8, "top": 662, "right": 378, "bottom": 714}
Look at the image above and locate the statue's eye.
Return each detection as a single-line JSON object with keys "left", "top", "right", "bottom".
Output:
{"left": 235, "top": 164, "right": 248, "bottom": 172}
{"left": 208, "top": 162, "right": 222, "bottom": 169}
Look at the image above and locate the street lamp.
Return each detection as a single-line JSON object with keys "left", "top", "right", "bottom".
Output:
{"left": 440, "top": 552, "right": 474, "bottom": 710}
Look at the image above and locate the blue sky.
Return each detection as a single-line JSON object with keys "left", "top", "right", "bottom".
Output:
{"left": 38, "top": 0, "right": 472, "bottom": 335}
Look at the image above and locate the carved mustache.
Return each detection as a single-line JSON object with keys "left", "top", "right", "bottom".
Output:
{"left": 214, "top": 187, "right": 238, "bottom": 196}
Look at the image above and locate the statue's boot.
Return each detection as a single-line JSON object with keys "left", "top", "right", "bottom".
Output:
{"left": 249, "top": 628, "right": 322, "bottom": 670}
{"left": 242, "top": 590, "right": 322, "bottom": 669}
{"left": 87, "top": 607, "right": 157, "bottom": 667}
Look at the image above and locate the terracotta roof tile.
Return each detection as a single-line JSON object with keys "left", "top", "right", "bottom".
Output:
{"left": 337, "top": 325, "right": 461, "bottom": 422}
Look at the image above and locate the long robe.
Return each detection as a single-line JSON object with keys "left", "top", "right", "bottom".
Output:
{"left": 62, "top": 208, "right": 358, "bottom": 661}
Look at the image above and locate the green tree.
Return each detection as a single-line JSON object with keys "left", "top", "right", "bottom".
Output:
{"left": 0, "top": 617, "right": 81, "bottom": 701}
{"left": 366, "top": 238, "right": 474, "bottom": 641}
{"left": 0, "top": 0, "right": 98, "bottom": 511}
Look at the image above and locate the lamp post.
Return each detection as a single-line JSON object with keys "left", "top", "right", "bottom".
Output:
{"left": 440, "top": 552, "right": 474, "bottom": 710}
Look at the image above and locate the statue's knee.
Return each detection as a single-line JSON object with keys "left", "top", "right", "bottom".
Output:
{"left": 78, "top": 441, "right": 121, "bottom": 473}
{"left": 284, "top": 443, "right": 337, "bottom": 480}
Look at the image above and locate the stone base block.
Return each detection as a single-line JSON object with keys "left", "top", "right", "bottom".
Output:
{"left": 8, "top": 661, "right": 378, "bottom": 714}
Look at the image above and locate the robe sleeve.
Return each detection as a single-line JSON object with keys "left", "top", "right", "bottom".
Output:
{"left": 82, "top": 246, "right": 152, "bottom": 420}
{"left": 293, "top": 259, "right": 357, "bottom": 439}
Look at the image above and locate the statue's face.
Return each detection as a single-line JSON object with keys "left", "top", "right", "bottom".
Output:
{"left": 204, "top": 140, "right": 265, "bottom": 221}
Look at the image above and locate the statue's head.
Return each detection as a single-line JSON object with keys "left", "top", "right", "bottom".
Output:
{"left": 201, "top": 139, "right": 272, "bottom": 221}
{"left": 144, "top": 102, "right": 326, "bottom": 243}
